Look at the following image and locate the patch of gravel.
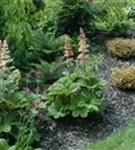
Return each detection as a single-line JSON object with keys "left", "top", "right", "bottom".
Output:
{"left": 39, "top": 54, "right": 135, "bottom": 150}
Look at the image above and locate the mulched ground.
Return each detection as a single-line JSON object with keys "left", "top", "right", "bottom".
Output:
{"left": 38, "top": 53, "right": 135, "bottom": 150}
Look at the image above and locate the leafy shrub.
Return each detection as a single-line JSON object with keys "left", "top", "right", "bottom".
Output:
{"left": 25, "top": 32, "right": 70, "bottom": 85}
{"left": 55, "top": 0, "right": 95, "bottom": 36}
{"left": 0, "top": 0, "right": 35, "bottom": 69}
{"left": 33, "top": 59, "right": 65, "bottom": 84}
{"left": 111, "top": 66, "right": 135, "bottom": 89}
{"left": 32, "top": 0, "right": 45, "bottom": 11}
{"left": 30, "top": 32, "right": 69, "bottom": 63}
{"left": 41, "top": 0, "right": 63, "bottom": 32}
{"left": 0, "top": 0, "right": 51, "bottom": 70}
{"left": 0, "top": 40, "right": 42, "bottom": 149}
{"left": 93, "top": 3, "right": 135, "bottom": 36}
{"left": 128, "top": 7, "right": 135, "bottom": 19}
{"left": 46, "top": 67, "right": 105, "bottom": 119}
{"left": 0, "top": 71, "right": 41, "bottom": 150}
{"left": 44, "top": 28, "right": 106, "bottom": 119}
{"left": 107, "top": 38, "right": 135, "bottom": 58}
{"left": 0, "top": 138, "right": 42, "bottom": 150}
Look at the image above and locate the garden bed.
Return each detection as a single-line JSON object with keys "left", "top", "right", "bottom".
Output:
{"left": 38, "top": 53, "right": 135, "bottom": 150}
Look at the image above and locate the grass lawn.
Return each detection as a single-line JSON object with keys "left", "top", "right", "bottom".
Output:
{"left": 87, "top": 122, "right": 135, "bottom": 150}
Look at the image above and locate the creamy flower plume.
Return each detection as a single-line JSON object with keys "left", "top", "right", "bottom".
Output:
{"left": 77, "top": 28, "right": 89, "bottom": 64}
{"left": 0, "top": 40, "right": 20, "bottom": 85}
{"left": 64, "top": 39, "right": 74, "bottom": 63}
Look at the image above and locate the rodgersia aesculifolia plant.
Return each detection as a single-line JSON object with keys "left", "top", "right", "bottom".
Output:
{"left": 45, "top": 28, "right": 106, "bottom": 119}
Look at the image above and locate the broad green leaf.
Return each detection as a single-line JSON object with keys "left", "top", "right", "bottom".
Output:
{"left": 88, "top": 105, "right": 99, "bottom": 112}
{"left": 80, "top": 109, "right": 89, "bottom": 118}
{"left": 77, "top": 101, "right": 87, "bottom": 107}
{"left": 39, "top": 102, "right": 47, "bottom": 109}
{"left": 8, "top": 146, "right": 16, "bottom": 150}
{"left": 72, "top": 107, "right": 89, "bottom": 118}
{"left": 0, "top": 138, "right": 10, "bottom": 150}
{"left": 72, "top": 111, "right": 80, "bottom": 118}
{"left": 0, "top": 124, "right": 11, "bottom": 133}
{"left": 69, "top": 83, "right": 81, "bottom": 93}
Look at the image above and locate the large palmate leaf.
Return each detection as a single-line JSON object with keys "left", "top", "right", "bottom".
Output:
{"left": 48, "top": 98, "right": 69, "bottom": 119}
{"left": 0, "top": 139, "right": 10, "bottom": 150}
{"left": 72, "top": 106, "right": 89, "bottom": 118}
{"left": 47, "top": 76, "right": 81, "bottom": 97}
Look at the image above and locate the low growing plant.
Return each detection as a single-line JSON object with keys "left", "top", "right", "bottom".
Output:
{"left": 45, "top": 67, "right": 105, "bottom": 119}
{"left": 107, "top": 38, "right": 135, "bottom": 58}
{"left": 111, "top": 66, "right": 135, "bottom": 89}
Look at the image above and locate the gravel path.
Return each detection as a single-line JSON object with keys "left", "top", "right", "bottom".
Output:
{"left": 39, "top": 53, "right": 135, "bottom": 150}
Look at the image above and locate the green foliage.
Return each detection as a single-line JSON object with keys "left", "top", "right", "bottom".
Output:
{"left": 0, "top": 71, "right": 41, "bottom": 149}
{"left": 107, "top": 38, "right": 135, "bottom": 58}
{"left": 0, "top": 0, "right": 35, "bottom": 69}
{"left": 0, "top": 139, "right": 11, "bottom": 150}
{"left": 0, "top": 39, "right": 42, "bottom": 149}
{"left": 0, "top": 0, "right": 48, "bottom": 70}
{"left": 128, "top": 6, "right": 135, "bottom": 20}
{"left": 86, "top": 54, "right": 104, "bottom": 70}
{"left": 30, "top": 32, "right": 69, "bottom": 63}
{"left": 32, "top": 0, "right": 45, "bottom": 11}
{"left": 0, "top": 0, "right": 135, "bottom": 72}
{"left": 94, "top": 0, "right": 135, "bottom": 8}
{"left": 45, "top": 67, "right": 106, "bottom": 119}
{"left": 0, "top": 71, "right": 26, "bottom": 108}
{"left": 93, "top": 5, "right": 135, "bottom": 36}
{"left": 33, "top": 59, "right": 65, "bottom": 84}
{"left": 55, "top": 0, "right": 95, "bottom": 36}
{"left": 42, "top": 0, "right": 63, "bottom": 32}
{"left": 0, "top": 138, "right": 42, "bottom": 150}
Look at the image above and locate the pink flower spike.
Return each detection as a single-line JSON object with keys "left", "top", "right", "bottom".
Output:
{"left": 32, "top": 102, "right": 39, "bottom": 109}
{"left": 36, "top": 70, "right": 42, "bottom": 76}
{"left": 26, "top": 72, "right": 31, "bottom": 78}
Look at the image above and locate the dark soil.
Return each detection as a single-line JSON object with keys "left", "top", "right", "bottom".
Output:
{"left": 38, "top": 53, "right": 135, "bottom": 150}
